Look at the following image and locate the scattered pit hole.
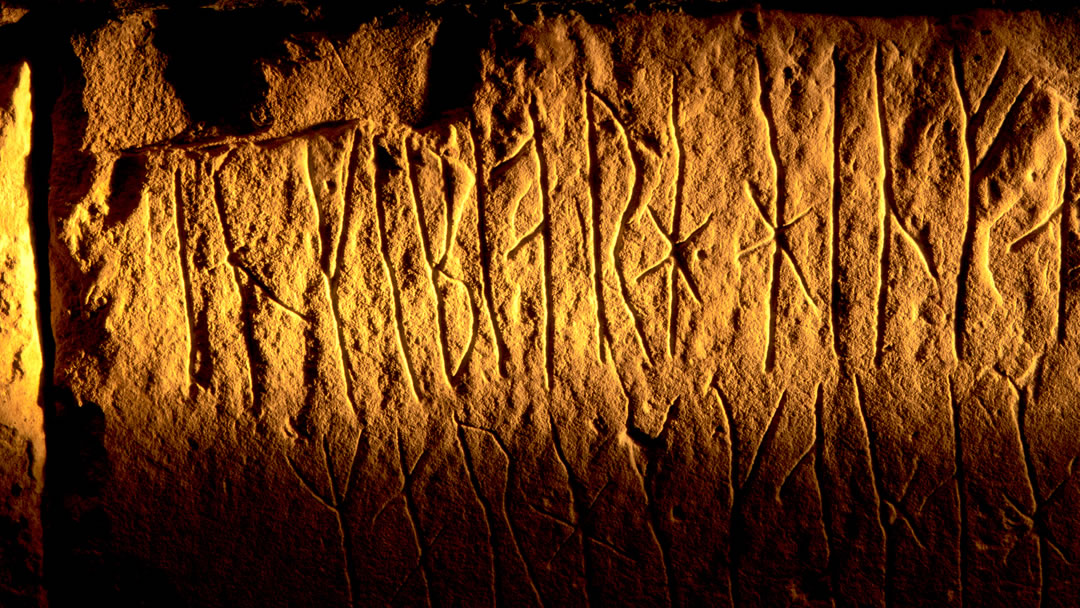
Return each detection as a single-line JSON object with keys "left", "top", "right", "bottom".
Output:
{"left": 592, "top": 416, "right": 608, "bottom": 435}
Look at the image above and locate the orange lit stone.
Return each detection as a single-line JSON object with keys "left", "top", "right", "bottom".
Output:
{"left": 24, "top": 6, "right": 1080, "bottom": 606}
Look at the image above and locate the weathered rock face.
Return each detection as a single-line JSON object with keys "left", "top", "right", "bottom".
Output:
{"left": 11, "top": 4, "right": 1080, "bottom": 607}
{"left": 0, "top": 57, "right": 44, "bottom": 608}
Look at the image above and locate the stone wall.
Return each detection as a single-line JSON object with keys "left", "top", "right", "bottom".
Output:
{"left": 3, "top": 3, "right": 1080, "bottom": 606}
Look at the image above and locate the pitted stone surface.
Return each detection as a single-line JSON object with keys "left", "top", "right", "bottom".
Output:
{"left": 33, "top": 5, "right": 1080, "bottom": 607}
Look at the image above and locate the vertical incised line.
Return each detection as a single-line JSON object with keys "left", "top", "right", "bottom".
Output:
{"left": 372, "top": 136, "right": 420, "bottom": 402}
{"left": 669, "top": 74, "right": 686, "bottom": 358}
{"left": 950, "top": 47, "right": 1015, "bottom": 362}
{"left": 755, "top": 47, "right": 783, "bottom": 373}
{"left": 873, "top": 43, "right": 893, "bottom": 369}
{"left": 952, "top": 47, "right": 975, "bottom": 363}
{"left": 1057, "top": 132, "right": 1072, "bottom": 344}
{"left": 172, "top": 165, "right": 198, "bottom": 395}
{"left": 331, "top": 128, "right": 363, "bottom": 417}
{"left": 585, "top": 81, "right": 612, "bottom": 363}
{"left": 468, "top": 120, "right": 510, "bottom": 378}
{"left": 529, "top": 95, "right": 555, "bottom": 390}
{"left": 830, "top": 46, "right": 843, "bottom": 360}
{"left": 404, "top": 138, "right": 454, "bottom": 388}
{"left": 210, "top": 151, "right": 257, "bottom": 411}
{"left": 301, "top": 142, "right": 326, "bottom": 275}
{"left": 590, "top": 90, "right": 655, "bottom": 366}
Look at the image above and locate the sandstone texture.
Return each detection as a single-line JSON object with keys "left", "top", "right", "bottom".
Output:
{"left": 12, "top": 3, "right": 1080, "bottom": 607}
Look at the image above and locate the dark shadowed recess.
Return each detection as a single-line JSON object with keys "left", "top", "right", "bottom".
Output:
{"left": 0, "top": 10, "right": 115, "bottom": 607}
{"left": 152, "top": 2, "right": 493, "bottom": 136}
{"left": 419, "top": 11, "right": 488, "bottom": 125}
{"left": 153, "top": 6, "right": 305, "bottom": 135}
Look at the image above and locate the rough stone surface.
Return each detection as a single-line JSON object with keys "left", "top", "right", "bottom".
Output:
{"left": 0, "top": 58, "right": 44, "bottom": 608}
{"left": 28, "top": 4, "right": 1080, "bottom": 607}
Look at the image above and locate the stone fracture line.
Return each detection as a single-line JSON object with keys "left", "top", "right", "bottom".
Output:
{"left": 998, "top": 363, "right": 1079, "bottom": 606}
{"left": 396, "top": 429, "right": 435, "bottom": 608}
{"left": 948, "top": 376, "right": 969, "bottom": 608}
{"left": 453, "top": 417, "right": 500, "bottom": 604}
{"left": 455, "top": 417, "right": 546, "bottom": 607}
{"left": 855, "top": 374, "right": 940, "bottom": 608}
{"left": 284, "top": 432, "right": 365, "bottom": 607}
{"left": 708, "top": 380, "right": 737, "bottom": 608}
{"left": 532, "top": 480, "right": 616, "bottom": 568}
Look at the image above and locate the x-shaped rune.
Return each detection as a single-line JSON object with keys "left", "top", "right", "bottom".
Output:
{"left": 634, "top": 205, "right": 713, "bottom": 305}
{"left": 737, "top": 181, "right": 818, "bottom": 313}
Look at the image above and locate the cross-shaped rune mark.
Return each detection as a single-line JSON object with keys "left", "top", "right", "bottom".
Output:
{"left": 738, "top": 181, "right": 819, "bottom": 313}
{"left": 627, "top": 75, "right": 714, "bottom": 358}
{"left": 634, "top": 205, "right": 713, "bottom": 304}
{"left": 634, "top": 204, "right": 713, "bottom": 358}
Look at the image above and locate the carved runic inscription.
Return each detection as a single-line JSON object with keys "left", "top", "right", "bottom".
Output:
{"left": 149, "top": 41, "right": 1074, "bottom": 428}
{"left": 632, "top": 76, "right": 714, "bottom": 359}
{"left": 584, "top": 85, "right": 659, "bottom": 367}
{"left": 740, "top": 49, "right": 820, "bottom": 373}
{"left": 948, "top": 44, "right": 1070, "bottom": 361}
{"left": 872, "top": 43, "right": 941, "bottom": 368}
{"left": 376, "top": 125, "right": 483, "bottom": 400}
{"left": 162, "top": 41, "right": 1070, "bottom": 399}
{"left": 402, "top": 127, "right": 481, "bottom": 388}
{"left": 490, "top": 94, "right": 555, "bottom": 388}
{"left": 47, "top": 12, "right": 1080, "bottom": 608}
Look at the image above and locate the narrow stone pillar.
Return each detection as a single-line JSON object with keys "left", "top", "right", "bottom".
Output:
{"left": 0, "top": 59, "right": 44, "bottom": 608}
